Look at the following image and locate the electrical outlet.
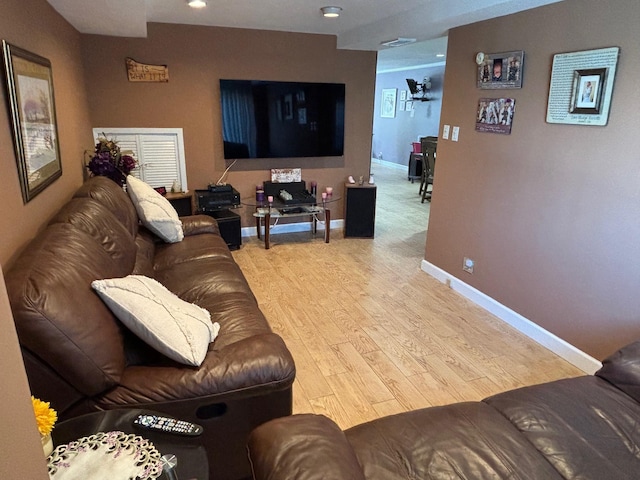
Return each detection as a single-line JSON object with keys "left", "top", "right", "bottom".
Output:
{"left": 442, "top": 124, "right": 450, "bottom": 140}
{"left": 463, "top": 257, "right": 474, "bottom": 274}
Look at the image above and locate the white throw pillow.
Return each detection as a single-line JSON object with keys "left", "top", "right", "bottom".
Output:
{"left": 92, "top": 275, "right": 219, "bottom": 366}
{"left": 126, "top": 175, "right": 184, "bottom": 243}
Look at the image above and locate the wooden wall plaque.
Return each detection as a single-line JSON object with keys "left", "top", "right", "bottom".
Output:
{"left": 126, "top": 57, "right": 169, "bottom": 82}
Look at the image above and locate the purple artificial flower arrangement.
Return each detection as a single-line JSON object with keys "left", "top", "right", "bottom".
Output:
{"left": 86, "top": 134, "right": 137, "bottom": 186}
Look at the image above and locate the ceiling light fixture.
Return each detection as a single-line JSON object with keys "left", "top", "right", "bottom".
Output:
{"left": 321, "top": 6, "right": 342, "bottom": 18}
{"left": 380, "top": 38, "right": 416, "bottom": 47}
{"left": 436, "top": 53, "right": 445, "bottom": 58}
{"left": 188, "top": 0, "right": 207, "bottom": 8}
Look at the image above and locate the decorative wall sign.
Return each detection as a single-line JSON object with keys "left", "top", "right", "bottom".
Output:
{"left": 476, "top": 98, "right": 516, "bottom": 134}
{"left": 2, "top": 41, "right": 62, "bottom": 203}
{"left": 477, "top": 50, "right": 524, "bottom": 89}
{"left": 271, "top": 168, "right": 301, "bottom": 183}
{"left": 126, "top": 57, "right": 169, "bottom": 82}
{"left": 380, "top": 88, "right": 397, "bottom": 118}
{"left": 546, "top": 47, "right": 619, "bottom": 126}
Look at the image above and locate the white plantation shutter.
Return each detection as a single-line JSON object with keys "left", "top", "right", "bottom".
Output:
{"left": 92, "top": 128, "right": 187, "bottom": 191}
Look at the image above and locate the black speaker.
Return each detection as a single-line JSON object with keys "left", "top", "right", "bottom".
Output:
{"left": 344, "top": 184, "right": 376, "bottom": 238}
{"left": 207, "top": 209, "right": 242, "bottom": 250}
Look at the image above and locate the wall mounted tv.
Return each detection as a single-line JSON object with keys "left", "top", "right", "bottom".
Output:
{"left": 219, "top": 79, "right": 345, "bottom": 159}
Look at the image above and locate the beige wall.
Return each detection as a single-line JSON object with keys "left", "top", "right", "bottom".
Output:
{"left": 80, "top": 24, "right": 377, "bottom": 227}
{"left": 426, "top": 0, "right": 640, "bottom": 360}
{"left": 0, "top": 0, "right": 93, "bottom": 266}
{"left": 0, "top": 1, "right": 88, "bottom": 472}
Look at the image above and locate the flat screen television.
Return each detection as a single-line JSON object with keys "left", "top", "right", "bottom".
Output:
{"left": 219, "top": 79, "right": 345, "bottom": 159}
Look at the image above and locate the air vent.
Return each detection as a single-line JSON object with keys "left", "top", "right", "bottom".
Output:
{"left": 380, "top": 37, "right": 417, "bottom": 47}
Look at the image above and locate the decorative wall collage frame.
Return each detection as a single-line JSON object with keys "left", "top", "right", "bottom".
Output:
{"left": 477, "top": 50, "right": 524, "bottom": 89}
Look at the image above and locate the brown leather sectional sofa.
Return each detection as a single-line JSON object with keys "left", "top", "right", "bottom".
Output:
{"left": 248, "top": 340, "right": 640, "bottom": 479}
{"left": 5, "top": 176, "right": 295, "bottom": 480}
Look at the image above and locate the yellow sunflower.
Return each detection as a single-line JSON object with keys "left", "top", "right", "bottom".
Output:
{"left": 31, "top": 396, "right": 57, "bottom": 436}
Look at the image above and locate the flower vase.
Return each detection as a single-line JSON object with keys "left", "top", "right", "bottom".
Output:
{"left": 41, "top": 433, "right": 53, "bottom": 457}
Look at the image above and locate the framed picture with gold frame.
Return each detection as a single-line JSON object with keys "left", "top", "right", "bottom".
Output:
{"left": 2, "top": 41, "right": 62, "bottom": 203}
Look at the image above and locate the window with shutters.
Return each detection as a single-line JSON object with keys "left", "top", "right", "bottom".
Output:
{"left": 92, "top": 128, "right": 188, "bottom": 191}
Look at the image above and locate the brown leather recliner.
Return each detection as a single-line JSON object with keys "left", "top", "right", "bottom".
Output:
{"left": 248, "top": 340, "right": 640, "bottom": 479}
{"left": 5, "top": 176, "right": 295, "bottom": 480}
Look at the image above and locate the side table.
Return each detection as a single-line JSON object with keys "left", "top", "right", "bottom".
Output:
{"left": 166, "top": 191, "right": 194, "bottom": 217}
{"left": 52, "top": 409, "right": 209, "bottom": 480}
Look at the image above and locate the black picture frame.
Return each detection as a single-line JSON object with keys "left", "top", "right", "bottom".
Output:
{"left": 569, "top": 68, "right": 606, "bottom": 115}
{"left": 2, "top": 40, "right": 62, "bottom": 203}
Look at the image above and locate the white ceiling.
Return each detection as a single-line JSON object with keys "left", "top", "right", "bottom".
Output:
{"left": 47, "top": 0, "right": 563, "bottom": 71}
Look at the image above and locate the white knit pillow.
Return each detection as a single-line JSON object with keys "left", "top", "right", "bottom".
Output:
{"left": 92, "top": 275, "right": 219, "bottom": 366}
{"left": 126, "top": 175, "right": 184, "bottom": 243}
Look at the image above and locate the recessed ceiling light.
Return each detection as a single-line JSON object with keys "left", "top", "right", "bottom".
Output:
{"left": 188, "top": 0, "right": 207, "bottom": 8}
{"left": 321, "top": 6, "right": 342, "bottom": 18}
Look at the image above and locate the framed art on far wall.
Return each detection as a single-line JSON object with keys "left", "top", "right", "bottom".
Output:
{"left": 380, "top": 88, "right": 397, "bottom": 118}
{"left": 2, "top": 40, "right": 62, "bottom": 203}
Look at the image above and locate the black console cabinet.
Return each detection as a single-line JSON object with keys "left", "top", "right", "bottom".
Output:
{"left": 206, "top": 209, "right": 242, "bottom": 250}
{"left": 344, "top": 183, "right": 377, "bottom": 238}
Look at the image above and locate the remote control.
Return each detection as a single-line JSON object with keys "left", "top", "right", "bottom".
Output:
{"left": 133, "top": 414, "right": 203, "bottom": 436}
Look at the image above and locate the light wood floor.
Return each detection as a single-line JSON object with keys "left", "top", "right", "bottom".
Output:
{"left": 232, "top": 162, "right": 583, "bottom": 430}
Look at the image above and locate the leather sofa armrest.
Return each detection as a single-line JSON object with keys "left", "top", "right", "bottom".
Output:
{"left": 596, "top": 339, "right": 640, "bottom": 402}
{"left": 181, "top": 214, "right": 220, "bottom": 236}
{"left": 248, "top": 414, "right": 366, "bottom": 480}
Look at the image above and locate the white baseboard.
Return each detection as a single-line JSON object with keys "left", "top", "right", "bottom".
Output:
{"left": 371, "top": 158, "right": 407, "bottom": 171}
{"left": 242, "top": 219, "right": 344, "bottom": 238}
{"left": 421, "top": 260, "right": 602, "bottom": 374}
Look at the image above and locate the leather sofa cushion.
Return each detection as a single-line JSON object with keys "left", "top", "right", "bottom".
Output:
{"left": 74, "top": 175, "right": 139, "bottom": 237}
{"left": 153, "top": 231, "right": 233, "bottom": 271}
{"left": 345, "top": 402, "right": 563, "bottom": 479}
{"left": 485, "top": 376, "right": 640, "bottom": 479}
{"left": 182, "top": 214, "right": 220, "bottom": 236}
{"left": 6, "top": 223, "right": 128, "bottom": 396}
{"left": 48, "top": 198, "right": 137, "bottom": 270}
{"left": 596, "top": 339, "right": 640, "bottom": 403}
{"left": 100, "top": 333, "right": 295, "bottom": 406}
{"left": 249, "top": 414, "right": 366, "bottom": 480}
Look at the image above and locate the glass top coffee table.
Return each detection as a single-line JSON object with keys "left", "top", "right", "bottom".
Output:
{"left": 245, "top": 196, "right": 340, "bottom": 249}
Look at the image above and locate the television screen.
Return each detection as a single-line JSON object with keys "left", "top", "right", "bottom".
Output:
{"left": 219, "top": 79, "right": 345, "bottom": 159}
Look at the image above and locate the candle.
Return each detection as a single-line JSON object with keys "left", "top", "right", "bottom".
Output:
{"left": 267, "top": 195, "right": 274, "bottom": 203}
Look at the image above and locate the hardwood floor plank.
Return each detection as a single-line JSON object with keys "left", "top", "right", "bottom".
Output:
{"left": 331, "top": 342, "right": 394, "bottom": 404}
{"left": 362, "top": 350, "right": 433, "bottom": 411}
{"left": 232, "top": 162, "right": 585, "bottom": 431}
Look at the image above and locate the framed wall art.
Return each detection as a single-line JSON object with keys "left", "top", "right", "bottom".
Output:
{"left": 546, "top": 47, "right": 619, "bottom": 126}
{"left": 476, "top": 98, "right": 516, "bottom": 134}
{"left": 477, "top": 50, "right": 524, "bottom": 90}
{"left": 2, "top": 40, "right": 62, "bottom": 203}
{"left": 380, "top": 88, "right": 397, "bottom": 118}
